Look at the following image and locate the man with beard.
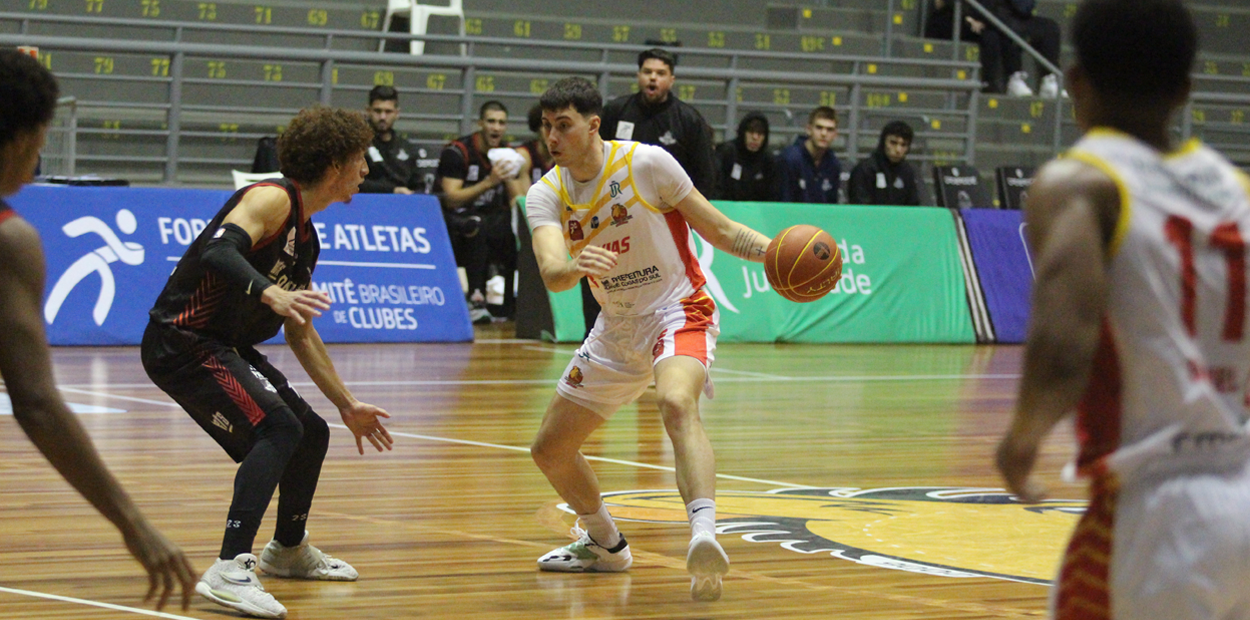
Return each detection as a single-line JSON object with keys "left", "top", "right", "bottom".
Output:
{"left": 714, "top": 111, "right": 776, "bottom": 202}
{"left": 360, "top": 85, "right": 426, "bottom": 195}
{"left": 847, "top": 121, "right": 925, "bottom": 206}
{"left": 598, "top": 48, "right": 717, "bottom": 197}
{"left": 437, "top": 100, "right": 517, "bottom": 321}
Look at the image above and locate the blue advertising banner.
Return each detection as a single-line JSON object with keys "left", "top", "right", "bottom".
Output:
{"left": 960, "top": 208, "right": 1034, "bottom": 343}
{"left": 10, "top": 185, "right": 471, "bottom": 345}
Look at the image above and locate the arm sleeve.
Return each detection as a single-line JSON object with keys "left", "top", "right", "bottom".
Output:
{"left": 638, "top": 145, "right": 694, "bottom": 207}
{"left": 200, "top": 223, "right": 274, "bottom": 297}
{"left": 846, "top": 162, "right": 871, "bottom": 205}
{"left": 525, "top": 179, "right": 563, "bottom": 231}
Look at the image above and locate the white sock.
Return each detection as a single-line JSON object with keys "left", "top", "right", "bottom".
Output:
{"left": 686, "top": 498, "right": 716, "bottom": 538}
{"left": 578, "top": 503, "right": 622, "bottom": 549}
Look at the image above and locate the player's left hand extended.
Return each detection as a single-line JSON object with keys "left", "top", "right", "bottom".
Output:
{"left": 339, "top": 401, "right": 393, "bottom": 454}
{"left": 995, "top": 434, "right": 1048, "bottom": 503}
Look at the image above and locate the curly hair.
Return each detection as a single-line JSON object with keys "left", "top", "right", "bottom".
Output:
{"left": 277, "top": 106, "right": 372, "bottom": 186}
{"left": 0, "top": 49, "right": 59, "bottom": 148}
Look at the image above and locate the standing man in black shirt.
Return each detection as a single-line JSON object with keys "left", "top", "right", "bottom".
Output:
{"left": 360, "top": 85, "right": 426, "bottom": 195}
{"left": 599, "top": 48, "right": 717, "bottom": 196}
{"left": 437, "top": 100, "right": 518, "bottom": 321}
{"left": 141, "top": 106, "right": 393, "bottom": 619}
{"left": 589, "top": 48, "right": 718, "bottom": 335}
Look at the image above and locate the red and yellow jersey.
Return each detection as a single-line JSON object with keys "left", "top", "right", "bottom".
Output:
{"left": 1070, "top": 128, "right": 1250, "bottom": 481}
{"left": 526, "top": 140, "right": 707, "bottom": 317}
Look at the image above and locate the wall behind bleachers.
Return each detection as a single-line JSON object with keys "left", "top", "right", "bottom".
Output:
{"left": 10, "top": 0, "right": 1249, "bottom": 192}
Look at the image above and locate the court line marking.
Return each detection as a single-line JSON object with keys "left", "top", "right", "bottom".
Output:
{"left": 52, "top": 372, "right": 1022, "bottom": 390}
{"left": 50, "top": 386, "right": 810, "bottom": 489}
{"left": 0, "top": 585, "right": 197, "bottom": 620}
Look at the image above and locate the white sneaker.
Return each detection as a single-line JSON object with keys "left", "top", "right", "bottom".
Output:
{"left": 687, "top": 532, "right": 729, "bottom": 602}
{"left": 537, "top": 526, "right": 632, "bottom": 572}
{"left": 1039, "top": 74, "right": 1067, "bottom": 98}
{"left": 1007, "top": 71, "right": 1034, "bottom": 97}
{"left": 259, "top": 531, "right": 358, "bottom": 581}
{"left": 195, "top": 553, "right": 287, "bottom": 619}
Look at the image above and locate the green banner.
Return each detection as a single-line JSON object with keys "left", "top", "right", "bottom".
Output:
{"left": 528, "top": 202, "right": 975, "bottom": 343}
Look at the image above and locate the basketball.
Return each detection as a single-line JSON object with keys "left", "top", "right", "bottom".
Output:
{"left": 765, "top": 225, "right": 843, "bottom": 303}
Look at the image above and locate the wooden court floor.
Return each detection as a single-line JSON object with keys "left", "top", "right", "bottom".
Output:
{"left": 0, "top": 324, "right": 1083, "bottom": 619}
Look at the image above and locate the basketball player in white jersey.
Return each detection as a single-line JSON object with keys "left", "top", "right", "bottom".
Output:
{"left": 996, "top": 0, "right": 1250, "bottom": 618}
{"left": 525, "top": 77, "right": 773, "bottom": 601}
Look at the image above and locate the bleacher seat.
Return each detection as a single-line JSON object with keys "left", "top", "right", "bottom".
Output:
{"left": 995, "top": 166, "right": 1035, "bottom": 210}
{"left": 932, "top": 165, "right": 991, "bottom": 208}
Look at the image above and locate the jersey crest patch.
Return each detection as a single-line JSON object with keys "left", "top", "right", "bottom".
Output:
{"left": 568, "top": 219, "right": 584, "bottom": 241}
{"left": 611, "top": 204, "right": 633, "bottom": 227}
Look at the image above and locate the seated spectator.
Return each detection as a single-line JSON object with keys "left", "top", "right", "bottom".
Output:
{"left": 925, "top": 0, "right": 1009, "bottom": 93}
{"left": 997, "top": 0, "right": 1064, "bottom": 98}
{"left": 776, "top": 106, "right": 841, "bottom": 204}
{"left": 715, "top": 111, "right": 776, "bottom": 202}
{"left": 925, "top": 0, "right": 1062, "bottom": 97}
{"left": 847, "top": 121, "right": 925, "bottom": 206}
{"left": 360, "top": 86, "right": 426, "bottom": 194}
{"left": 436, "top": 100, "right": 517, "bottom": 322}
{"left": 509, "top": 103, "right": 554, "bottom": 199}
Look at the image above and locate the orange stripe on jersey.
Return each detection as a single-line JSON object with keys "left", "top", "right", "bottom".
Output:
{"left": 1054, "top": 474, "right": 1119, "bottom": 620}
{"left": 1076, "top": 320, "right": 1123, "bottom": 476}
{"left": 663, "top": 210, "right": 706, "bottom": 292}
{"left": 663, "top": 293, "right": 716, "bottom": 364}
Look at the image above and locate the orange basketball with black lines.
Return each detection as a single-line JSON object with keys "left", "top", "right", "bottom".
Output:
{"left": 765, "top": 225, "right": 843, "bottom": 303}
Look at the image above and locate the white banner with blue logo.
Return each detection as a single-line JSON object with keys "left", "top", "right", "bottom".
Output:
{"left": 10, "top": 185, "right": 472, "bottom": 345}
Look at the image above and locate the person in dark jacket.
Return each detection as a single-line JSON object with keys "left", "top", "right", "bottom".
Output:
{"left": 847, "top": 121, "right": 926, "bottom": 206}
{"left": 360, "top": 85, "right": 427, "bottom": 194}
{"left": 599, "top": 48, "right": 718, "bottom": 197}
{"left": 715, "top": 111, "right": 776, "bottom": 202}
{"left": 775, "top": 106, "right": 841, "bottom": 204}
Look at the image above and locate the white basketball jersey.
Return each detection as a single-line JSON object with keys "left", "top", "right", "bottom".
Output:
{"left": 1069, "top": 129, "right": 1250, "bottom": 481}
{"left": 526, "top": 141, "right": 706, "bottom": 317}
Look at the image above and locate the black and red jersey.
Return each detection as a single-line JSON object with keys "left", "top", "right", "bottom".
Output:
{"left": 148, "top": 178, "right": 319, "bottom": 347}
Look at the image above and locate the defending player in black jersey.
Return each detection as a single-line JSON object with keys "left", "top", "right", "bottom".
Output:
{"left": 141, "top": 106, "right": 393, "bottom": 619}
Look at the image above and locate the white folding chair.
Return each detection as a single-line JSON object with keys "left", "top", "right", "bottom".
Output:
{"left": 231, "top": 170, "right": 283, "bottom": 190}
{"left": 379, "top": 0, "right": 465, "bottom": 55}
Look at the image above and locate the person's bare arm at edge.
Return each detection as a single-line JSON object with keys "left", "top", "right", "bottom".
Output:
{"left": 673, "top": 187, "right": 772, "bottom": 263}
{"left": 222, "top": 185, "right": 331, "bottom": 325}
{"left": 996, "top": 159, "right": 1120, "bottom": 503}
{"left": 531, "top": 225, "right": 618, "bottom": 293}
{"left": 284, "top": 316, "right": 393, "bottom": 455}
{"left": 0, "top": 219, "right": 197, "bottom": 611}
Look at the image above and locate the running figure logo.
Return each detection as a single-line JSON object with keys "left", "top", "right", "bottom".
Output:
{"left": 44, "top": 209, "right": 145, "bottom": 326}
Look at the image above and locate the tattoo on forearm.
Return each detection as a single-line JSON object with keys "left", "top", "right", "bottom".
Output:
{"left": 731, "top": 229, "right": 765, "bottom": 259}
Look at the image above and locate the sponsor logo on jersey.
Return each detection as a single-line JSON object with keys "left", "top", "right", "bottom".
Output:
{"left": 652, "top": 329, "right": 667, "bottom": 359}
{"left": 568, "top": 486, "right": 1085, "bottom": 584}
{"left": 611, "top": 204, "right": 632, "bottom": 227}
{"left": 564, "top": 366, "right": 584, "bottom": 388}
{"left": 591, "top": 216, "right": 600, "bottom": 230}
{"left": 568, "top": 219, "right": 584, "bottom": 241}
{"left": 609, "top": 180, "right": 623, "bottom": 198}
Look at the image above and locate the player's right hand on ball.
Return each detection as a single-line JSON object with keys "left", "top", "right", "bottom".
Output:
{"left": 262, "top": 288, "right": 332, "bottom": 325}
{"left": 575, "top": 246, "right": 618, "bottom": 278}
